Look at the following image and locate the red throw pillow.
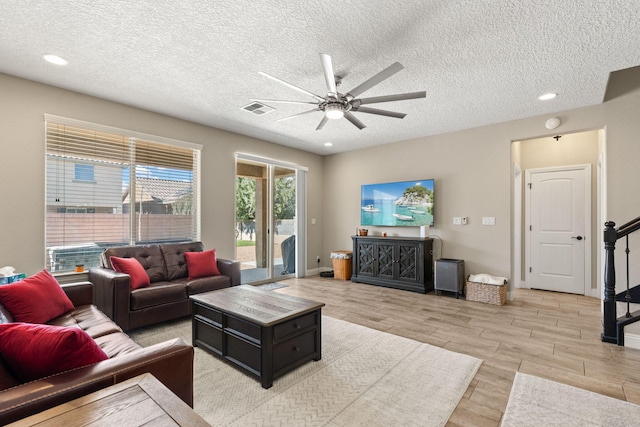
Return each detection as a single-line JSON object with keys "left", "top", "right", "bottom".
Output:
{"left": 0, "top": 270, "right": 74, "bottom": 324}
{"left": 185, "top": 249, "right": 221, "bottom": 279}
{"left": 110, "top": 256, "right": 151, "bottom": 290}
{"left": 0, "top": 323, "right": 108, "bottom": 382}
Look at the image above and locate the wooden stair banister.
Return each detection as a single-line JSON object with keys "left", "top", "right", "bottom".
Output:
{"left": 602, "top": 216, "right": 640, "bottom": 345}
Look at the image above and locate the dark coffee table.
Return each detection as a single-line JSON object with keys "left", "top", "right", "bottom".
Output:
{"left": 190, "top": 285, "right": 325, "bottom": 388}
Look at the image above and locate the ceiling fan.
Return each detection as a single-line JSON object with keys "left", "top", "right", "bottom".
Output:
{"left": 251, "top": 53, "right": 426, "bottom": 130}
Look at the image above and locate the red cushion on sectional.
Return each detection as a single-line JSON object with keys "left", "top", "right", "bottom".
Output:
{"left": 0, "top": 323, "right": 108, "bottom": 382}
{"left": 110, "top": 256, "right": 151, "bottom": 290}
{"left": 0, "top": 270, "right": 74, "bottom": 323}
{"left": 185, "top": 249, "right": 221, "bottom": 279}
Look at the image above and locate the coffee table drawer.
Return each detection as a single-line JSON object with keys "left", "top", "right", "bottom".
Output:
{"left": 227, "top": 314, "right": 261, "bottom": 343}
{"left": 227, "top": 334, "right": 261, "bottom": 373}
{"left": 194, "top": 318, "right": 222, "bottom": 353}
{"left": 193, "top": 303, "right": 222, "bottom": 326}
{"left": 273, "top": 330, "right": 318, "bottom": 372}
{"left": 274, "top": 311, "right": 318, "bottom": 341}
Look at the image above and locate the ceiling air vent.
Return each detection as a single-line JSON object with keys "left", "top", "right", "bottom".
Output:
{"left": 241, "top": 102, "right": 274, "bottom": 115}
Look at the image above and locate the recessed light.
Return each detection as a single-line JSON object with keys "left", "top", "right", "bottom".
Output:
{"left": 538, "top": 93, "right": 557, "bottom": 101}
{"left": 43, "top": 54, "right": 68, "bottom": 66}
{"left": 324, "top": 142, "right": 333, "bottom": 147}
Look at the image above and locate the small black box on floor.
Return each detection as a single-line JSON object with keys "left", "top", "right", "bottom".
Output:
{"left": 434, "top": 258, "right": 465, "bottom": 298}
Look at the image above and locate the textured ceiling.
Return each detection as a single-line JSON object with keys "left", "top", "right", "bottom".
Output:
{"left": 1, "top": 1, "right": 640, "bottom": 155}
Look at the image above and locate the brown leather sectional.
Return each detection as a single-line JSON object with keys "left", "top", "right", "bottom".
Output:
{"left": 0, "top": 281, "right": 194, "bottom": 425}
{"left": 89, "top": 241, "right": 241, "bottom": 331}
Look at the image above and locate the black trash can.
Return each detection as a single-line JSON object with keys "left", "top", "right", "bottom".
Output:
{"left": 434, "top": 258, "right": 465, "bottom": 298}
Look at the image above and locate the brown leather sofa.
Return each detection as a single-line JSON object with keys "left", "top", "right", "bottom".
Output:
{"left": 89, "top": 241, "right": 241, "bottom": 331}
{"left": 0, "top": 281, "right": 193, "bottom": 425}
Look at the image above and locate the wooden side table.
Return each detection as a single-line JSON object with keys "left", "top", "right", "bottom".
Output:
{"left": 7, "top": 373, "right": 209, "bottom": 427}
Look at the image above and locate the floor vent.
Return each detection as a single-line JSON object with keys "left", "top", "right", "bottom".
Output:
{"left": 242, "top": 102, "right": 274, "bottom": 115}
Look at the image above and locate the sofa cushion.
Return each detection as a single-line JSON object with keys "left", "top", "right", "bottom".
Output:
{"left": 0, "top": 358, "right": 20, "bottom": 391}
{"left": 185, "top": 249, "right": 221, "bottom": 279}
{"left": 0, "top": 303, "right": 14, "bottom": 324}
{"left": 161, "top": 241, "right": 205, "bottom": 281}
{"left": 0, "top": 270, "right": 74, "bottom": 324}
{"left": 186, "top": 275, "right": 232, "bottom": 295}
{"left": 0, "top": 323, "right": 108, "bottom": 382}
{"left": 102, "top": 244, "right": 168, "bottom": 283}
{"left": 130, "top": 282, "right": 188, "bottom": 311}
{"left": 110, "top": 256, "right": 151, "bottom": 290}
{"left": 93, "top": 331, "right": 142, "bottom": 358}
{"left": 48, "top": 305, "right": 123, "bottom": 339}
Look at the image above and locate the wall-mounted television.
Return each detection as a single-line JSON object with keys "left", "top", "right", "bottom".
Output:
{"left": 361, "top": 179, "right": 434, "bottom": 227}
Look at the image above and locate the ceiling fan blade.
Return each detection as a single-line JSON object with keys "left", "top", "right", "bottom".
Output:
{"left": 250, "top": 98, "right": 318, "bottom": 105}
{"left": 258, "top": 71, "right": 325, "bottom": 102}
{"left": 316, "top": 115, "right": 329, "bottom": 130}
{"left": 346, "top": 62, "right": 404, "bottom": 99}
{"left": 320, "top": 53, "right": 337, "bottom": 97}
{"left": 344, "top": 111, "right": 366, "bottom": 130}
{"left": 275, "top": 108, "right": 321, "bottom": 122}
{"left": 356, "top": 91, "right": 426, "bottom": 105}
{"left": 352, "top": 106, "right": 406, "bottom": 119}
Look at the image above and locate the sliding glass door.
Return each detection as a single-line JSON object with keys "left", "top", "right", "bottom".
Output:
{"left": 235, "top": 155, "right": 304, "bottom": 284}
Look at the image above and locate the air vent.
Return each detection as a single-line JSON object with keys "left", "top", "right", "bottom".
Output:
{"left": 241, "top": 102, "right": 274, "bottom": 115}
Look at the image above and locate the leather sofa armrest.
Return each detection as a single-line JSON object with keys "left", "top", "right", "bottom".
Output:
{"left": 89, "top": 267, "right": 132, "bottom": 330}
{"left": 0, "top": 338, "right": 193, "bottom": 425}
{"left": 217, "top": 257, "right": 241, "bottom": 286}
{"left": 61, "top": 281, "right": 94, "bottom": 307}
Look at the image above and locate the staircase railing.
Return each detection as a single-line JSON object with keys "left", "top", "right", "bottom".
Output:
{"left": 602, "top": 216, "right": 640, "bottom": 345}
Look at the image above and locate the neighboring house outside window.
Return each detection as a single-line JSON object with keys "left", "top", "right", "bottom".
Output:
{"left": 44, "top": 116, "right": 202, "bottom": 273}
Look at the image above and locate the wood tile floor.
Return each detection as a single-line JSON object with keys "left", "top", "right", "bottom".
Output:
{"left": 274, "top": 276, "right": 640, "bottom": 426}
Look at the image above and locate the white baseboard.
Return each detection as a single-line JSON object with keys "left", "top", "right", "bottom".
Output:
{"left": 305, "top": 267, "right": 330, "bottom": 276}
{"left": 624, "top": 332, "right": 640, "bottom": 350}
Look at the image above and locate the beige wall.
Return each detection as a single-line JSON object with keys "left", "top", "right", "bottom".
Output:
{"left": 322, "top": 86, "right": 640, "bottom": 295}
{"left": 0, "top": 73, "right": 324, "bottom": 275}
{"left": 3, "top": 71, "right": 640, "bottom": 298}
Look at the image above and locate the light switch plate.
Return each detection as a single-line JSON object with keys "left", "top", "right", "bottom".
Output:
{"left": 453, "top": 217, "right": 462, "bottom": 225}
{"left": 482, "top": 216, "right": 496, "bottom": 225}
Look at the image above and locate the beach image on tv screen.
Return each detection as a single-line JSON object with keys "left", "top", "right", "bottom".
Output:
{"left": 361, "top": 179, "right": 434, "bottom": 227}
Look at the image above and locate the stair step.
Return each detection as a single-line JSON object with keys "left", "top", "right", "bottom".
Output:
{"left": 615, "top": 284, "right": 640, "bottom": 303}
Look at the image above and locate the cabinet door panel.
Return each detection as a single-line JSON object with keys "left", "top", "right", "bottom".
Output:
{"left": 356, "top": 242, "right": 375, "bottom": 275}
{"left": 397, "top": 243, "right": 419, "bottom": 282}
{"left": 376, "top": 243, "right": 395, "bottom": 278}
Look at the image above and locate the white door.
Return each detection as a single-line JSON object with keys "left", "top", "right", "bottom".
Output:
{"left": 526, "top": 166, "right": 590, "bottom": 294}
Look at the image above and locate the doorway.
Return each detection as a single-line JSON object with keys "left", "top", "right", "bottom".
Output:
{"left": 512, "top": 129, "right": 604, "bottom": 297}
{"left": 235, "top": 154, "right": 306, "bottom": 284}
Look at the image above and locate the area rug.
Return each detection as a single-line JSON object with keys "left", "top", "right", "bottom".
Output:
{"left": 130, "top": 316, "right": 481, "bottom": 426}
{"left": 501, "top": 372, "right": 640, "bottom": 426}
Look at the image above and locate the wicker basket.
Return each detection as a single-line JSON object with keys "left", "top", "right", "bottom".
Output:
{"left": 331, "top": 250, "right": 353, "bottom": 280}
{"left": 466, "top": 280, "right": 507, "bottom": 305}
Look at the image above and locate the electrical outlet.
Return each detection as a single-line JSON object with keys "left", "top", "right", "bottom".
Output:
{"left": 316, "top": 256, "right": 320, "bottom": 263}
{"left": 461, "top": 217, "right": 467, "bottom": 225}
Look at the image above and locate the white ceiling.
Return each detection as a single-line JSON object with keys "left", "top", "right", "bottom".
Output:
{"left": 1, "top": 1, "right": 640, "bottom": 155}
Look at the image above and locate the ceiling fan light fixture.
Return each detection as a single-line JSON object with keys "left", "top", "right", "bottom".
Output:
{"left": 325, "top": 103, "right": 345, "bottom": 119}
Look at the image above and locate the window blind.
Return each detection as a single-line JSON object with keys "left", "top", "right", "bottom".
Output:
{"left": 45, "top": 119, "right": 201, "bottom": 273}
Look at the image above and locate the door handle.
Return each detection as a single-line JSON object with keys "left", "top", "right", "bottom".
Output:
{"left": 571, "top": 236, "right": 583, "bottom": 241}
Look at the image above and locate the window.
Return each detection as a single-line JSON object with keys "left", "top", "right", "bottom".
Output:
{"left": 74, "top": 164, "right": 95, "bottom": 182}
{"left": 44, "top": 115, "right": 202, "bottom": 273}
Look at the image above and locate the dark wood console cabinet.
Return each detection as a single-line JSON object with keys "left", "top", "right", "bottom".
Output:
{"left": 351, "top": 236, "right": 433, "bottom": 294}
